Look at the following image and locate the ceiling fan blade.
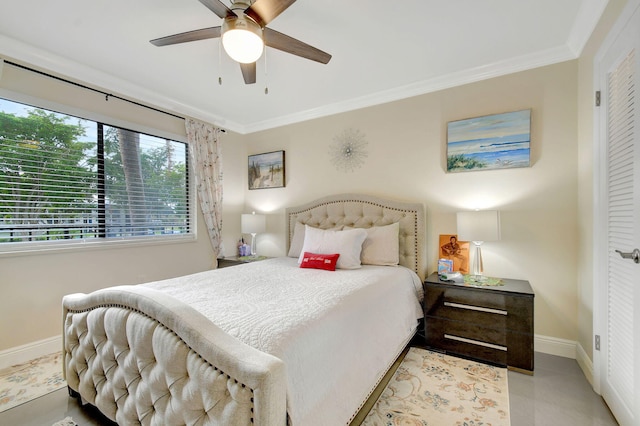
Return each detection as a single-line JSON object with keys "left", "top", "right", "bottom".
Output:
{"left": 150, "top": 27, "right": 221, "bottom": 46}
{"left": 245, "top": 0, "right": 296, "bottom": 27}
{"left": 240, "top": 62, "right": 257, "bottom": 84}
{"left": 264, "top": 28, "right": 331, "bottom": 64}
{"left": 198, "top": 0, "right": 236, "bottom": 19}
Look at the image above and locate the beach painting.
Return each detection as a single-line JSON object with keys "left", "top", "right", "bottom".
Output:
{"left": 248, "top": 150, "right": 285, "bottom": 189}
{"left": 447, "top": 109, "right": 531, "bottom": 172}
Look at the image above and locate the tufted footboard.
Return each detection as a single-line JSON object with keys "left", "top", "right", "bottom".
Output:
{"left": 63, "top": 286, "right": 287, "bottom": 426}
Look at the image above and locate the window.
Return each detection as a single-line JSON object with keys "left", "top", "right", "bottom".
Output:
{"left": 0, "top": 98, "right": 190, "bottom": 249}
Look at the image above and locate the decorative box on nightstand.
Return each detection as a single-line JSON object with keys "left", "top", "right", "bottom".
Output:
{"left": 423, "top": 272, "right": 535, "bottom": 374}
{"left": 217, "top": 256, "right": 270, "bottom": 269}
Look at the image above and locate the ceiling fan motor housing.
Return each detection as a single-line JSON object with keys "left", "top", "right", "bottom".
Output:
{"left": 229, "top": 0, "right": 254, "bottom": 14}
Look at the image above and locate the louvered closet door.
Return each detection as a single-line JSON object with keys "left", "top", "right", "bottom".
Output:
{"left": 598, "top": 3, "right": 640, "bottom": 425}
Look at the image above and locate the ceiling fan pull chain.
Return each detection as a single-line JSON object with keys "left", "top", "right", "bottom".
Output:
{"left": 218, "top": 38, "right": 223, "bottom": 86}
{"left": 264, "top": 48, "right": 269, "bottom": 95}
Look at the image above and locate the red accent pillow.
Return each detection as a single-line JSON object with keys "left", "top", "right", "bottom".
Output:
{"left": 299, "top": 252, "right": 340, "bottom": 271}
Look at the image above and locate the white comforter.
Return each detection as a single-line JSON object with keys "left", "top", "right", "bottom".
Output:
{"left": 143, "top": 257, "right": 423, "bottom": 425}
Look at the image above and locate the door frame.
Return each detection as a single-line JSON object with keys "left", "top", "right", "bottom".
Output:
{"left": 592, "top": 0, "right": 639, "bottom": 403}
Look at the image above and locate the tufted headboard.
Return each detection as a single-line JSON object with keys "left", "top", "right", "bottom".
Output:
{"left": 285, "top": 193, "right": 426, "bottom": 281}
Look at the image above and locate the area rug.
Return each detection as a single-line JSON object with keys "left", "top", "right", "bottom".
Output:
{"left": 52, "top": 416, "right": 76, "bottom": 426}
{"left": 362, "top": 347, "right": 510, "bottom": 425}
{"left": 0, "top": 351, "right": 66, "bottom": 413}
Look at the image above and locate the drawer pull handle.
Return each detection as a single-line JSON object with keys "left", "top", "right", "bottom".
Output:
{"left": 444, "top": 334, "right": 507, "bottom": 351}
{"left": 444, "top": 301, "right": 507, "bottom": 315}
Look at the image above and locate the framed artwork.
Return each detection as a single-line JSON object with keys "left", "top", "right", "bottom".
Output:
{"left": 439, "top": 234, "right": 470, "bottom": 274}
{"left": 446, "top": 109, "right": 531, "bottom": 173}
{"left": 248, "top": 150, "right": 285, "bottom": 190}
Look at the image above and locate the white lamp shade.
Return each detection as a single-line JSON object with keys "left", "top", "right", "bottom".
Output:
{"left": 222, "top": 16, "right": 264, "bottom": 64}
{"left": 456, "top": 210, "right": 501, "bottom": 242}
{"left": 241, "top": 213, "right": 266, "bottom": 234}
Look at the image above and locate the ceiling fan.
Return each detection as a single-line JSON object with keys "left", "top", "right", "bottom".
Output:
{"left": 150, "top": 0, "right": 331, "bottom": 85}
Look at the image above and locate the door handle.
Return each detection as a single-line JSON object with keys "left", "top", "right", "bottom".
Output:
{"left": 615, "top": 248, "right": 640, "bottom": 264}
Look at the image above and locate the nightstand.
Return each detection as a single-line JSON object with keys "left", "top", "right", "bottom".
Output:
{"left": 423, "top": 272, "right": 535, "bottom": 374}
{"left": 217, "top": 256, "right": 270, "bottom": 268}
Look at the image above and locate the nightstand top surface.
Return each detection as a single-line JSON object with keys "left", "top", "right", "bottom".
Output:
{"left": 425, "top": 272, "right": 534, "bottom": 296}
{"left": 225, "top": 255, "right": 270, "bottom": 262}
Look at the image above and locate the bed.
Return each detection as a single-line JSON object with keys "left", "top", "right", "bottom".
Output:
{"left": 63, "top": 193, "right": 426, "bottom": 425}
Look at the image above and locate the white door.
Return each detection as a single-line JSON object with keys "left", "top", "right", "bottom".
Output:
{"left": 594, "top": 2, "right": 640, "bottom": 425}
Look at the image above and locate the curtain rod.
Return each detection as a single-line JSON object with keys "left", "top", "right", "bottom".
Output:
{"left": 3, "top": 59, "right": 186, "bottom": 121}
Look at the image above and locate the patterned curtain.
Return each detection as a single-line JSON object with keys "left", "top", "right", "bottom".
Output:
{"left": 185, "top": 119, "right": 224, "bottom": 266}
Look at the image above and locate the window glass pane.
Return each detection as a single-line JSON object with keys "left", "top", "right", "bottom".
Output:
{"left": 0, "top": 100, "right": 98, "bottom": 242}
{"left": 103, "top": 125, "right": 189, "bottom": 237}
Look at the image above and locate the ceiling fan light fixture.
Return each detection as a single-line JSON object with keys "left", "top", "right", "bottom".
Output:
{"left": 222, "top": 15, "right": 264, "bottom": 64}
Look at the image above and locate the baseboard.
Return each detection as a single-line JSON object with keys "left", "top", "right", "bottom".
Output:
{"left": 534, "top": 334, "right": 577, "bottom": 359}
{"left": 0, "top": 335, "right": 62, "bottom": 370}
{"left": 534, "top": 334, "right": 595, "bottom": 387}
{"left": 575, "top": 342, "right": 595, "bottom": 388}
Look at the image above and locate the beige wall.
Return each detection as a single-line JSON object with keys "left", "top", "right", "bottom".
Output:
{"left": 242, "top": 61, "right": 580, "bottom": 343}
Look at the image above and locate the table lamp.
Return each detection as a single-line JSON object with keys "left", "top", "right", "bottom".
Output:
{"left": 456, "top": 210, "right": 501, "bottom": 283}
{"left": 241, "top": 212, "right": 266, "bottom": 257}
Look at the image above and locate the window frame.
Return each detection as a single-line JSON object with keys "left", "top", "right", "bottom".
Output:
{"left": 0, "top": 91, "right": 196, "bottom": 256}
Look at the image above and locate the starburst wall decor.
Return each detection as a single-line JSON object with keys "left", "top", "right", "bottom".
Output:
{"left": 329, "top": 128, "right": 368, "bottom": 172}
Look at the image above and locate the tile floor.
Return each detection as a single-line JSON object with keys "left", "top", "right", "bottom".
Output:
{"left": 0, "top": 352, "right": 618, "bottom": 425}
{"left": 508, "top": 352, "right": 618, "bottom": 425}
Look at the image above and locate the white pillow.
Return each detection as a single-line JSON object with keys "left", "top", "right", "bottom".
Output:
{"left": 345, "top": 222, "right": 400, "bottom": 266}
{"left": 288, "top": 222, "right": 306, "bottom": 257}
{"left": 288, "top": 222, "right": 343, "bottom": 258}
{"left": 298, "top": 225, "right": 367, "bottom": 269}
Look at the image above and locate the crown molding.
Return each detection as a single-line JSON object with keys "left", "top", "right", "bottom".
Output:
{"left": 567, "top": 0, "right": 610, "bottom": 55}
{"left": 243, "top": 44, "right": 577, "bottom": 134}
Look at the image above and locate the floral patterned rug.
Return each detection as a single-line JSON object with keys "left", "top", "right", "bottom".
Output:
{"left": 1, "top": 349, "right": 509, "bottom": 424}
{"left": 52, "top": 416, "right": 77, "bottom": 426}
{"left": 0, "top": 352, "right": 66, "bottom": 413}
{"left": 362, "top": 347, "right": 510, "bottom": 426}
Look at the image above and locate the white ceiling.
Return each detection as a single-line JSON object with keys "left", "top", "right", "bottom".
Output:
{"left": 0, "top": 0, "right": 608, "bottom": 134}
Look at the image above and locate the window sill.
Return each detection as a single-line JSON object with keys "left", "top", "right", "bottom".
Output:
{"left": 0, "top": 234, "right": 197, "bottom": 258}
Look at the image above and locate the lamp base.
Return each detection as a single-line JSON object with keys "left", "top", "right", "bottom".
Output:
{"left": 250, "top": 233, "right": 258, "bottom": 257}
{"left": 470, "top": 242, "right": 484, "bottom": 277}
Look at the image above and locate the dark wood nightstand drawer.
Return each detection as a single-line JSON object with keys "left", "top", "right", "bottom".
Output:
{"left": 425, "top": 317, "right": 534, "bottom": 371}
{"left": 425, "top": 319, "right": 508, "bottom": 366}
{"left": 425, "top": 286, "right": 532, "bottom": 334}
{"left": 426, "top": 316, "right": 508, "bottom": 348}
